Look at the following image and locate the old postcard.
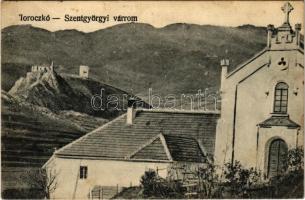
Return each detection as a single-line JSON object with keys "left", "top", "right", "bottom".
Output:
{"left": 1, "top": 1, "right": 304, "bottom": 199}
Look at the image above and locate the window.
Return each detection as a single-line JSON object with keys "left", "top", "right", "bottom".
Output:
{"left": 273, "top": 82, "right": 288, "bottom": 113}
{"left": 80, "top": 166, "right": 88, "bottom": 179}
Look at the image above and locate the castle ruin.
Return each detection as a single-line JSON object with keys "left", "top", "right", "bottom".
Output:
{"left": 31, "top": 62, "right": 54, "bottom": 73}
{"left": 79, "top": 65, "right": 89, "bottom": 78}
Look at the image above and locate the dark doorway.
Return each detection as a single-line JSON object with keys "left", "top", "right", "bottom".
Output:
{"left": 268, "top": 139, "right": 288, "bottom": 178}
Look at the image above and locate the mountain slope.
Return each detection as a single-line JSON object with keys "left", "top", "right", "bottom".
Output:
{"left": 1, "top": 90, "right": 86, "bottom": 167}
{"left": 2, "top": 23, "right": 267, "bottom": 97}
{"left": 1, "top": 90, "right": 108, "bottom": 194}
{"left": 8, "top": 69, "right": 137, "bottom": 118}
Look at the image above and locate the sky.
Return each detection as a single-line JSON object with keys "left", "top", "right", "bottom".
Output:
{"left": 1, "top": 1, "right": 304, "bottom": 33}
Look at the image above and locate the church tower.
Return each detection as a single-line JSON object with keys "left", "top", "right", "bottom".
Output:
{"left": 214, "top": 2, "right": 303, "bottom": 179}
{"left": 266, "top": 2, "right": 302, "bottom": 50}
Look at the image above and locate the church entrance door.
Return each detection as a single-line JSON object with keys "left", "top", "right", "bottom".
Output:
{"left": 267, "top": 139, "right": 288, "bottom": 178}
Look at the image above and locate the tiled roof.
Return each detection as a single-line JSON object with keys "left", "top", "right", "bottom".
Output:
{"left": 259, "top": 115, "right": 300, "bottom": 128}
{"left": 55, "top": 109, "right": 220, "bottom": 162}
{"left": 129, "top": 134, "right": 207, "bottom": 162}
{"left": 130, "top": 134, "right": 169, "bottom": 161}
{"left": 163, "top": 134, "right": 207, "bottom": 162}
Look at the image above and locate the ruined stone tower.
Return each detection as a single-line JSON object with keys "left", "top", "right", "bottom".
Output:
{"left": 79, "top": 65, "right": 89, "bottom": 78}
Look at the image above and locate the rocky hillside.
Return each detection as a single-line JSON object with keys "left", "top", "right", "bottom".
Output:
{"left": 8, "top": 69, "right": 139, "bottom": 118}
{"left": 9, "top": 70, "right": 80, "bottom": 111}
{"left": 2, "top": 24, "right": 267, "bottom": 98}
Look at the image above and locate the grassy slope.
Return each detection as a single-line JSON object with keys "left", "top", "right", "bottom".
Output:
{"left": 1, "top": 91, "right": 108, "bottom": 191}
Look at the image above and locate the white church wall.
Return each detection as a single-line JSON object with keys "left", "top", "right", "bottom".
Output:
{"left": 214, "top": 51, "right": 270, "bottom": 168}
{"left": 215, "top": 49, "right": 304, "bottom": 171}
{"left": 235, "top": 50, "right": 303, "bottom": 168}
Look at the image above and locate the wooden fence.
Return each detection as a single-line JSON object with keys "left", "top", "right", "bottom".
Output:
{"left": 89, "top": 185, "right": 123, "bottom": 199}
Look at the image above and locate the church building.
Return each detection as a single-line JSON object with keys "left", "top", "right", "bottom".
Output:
{"left": 214, "top": 2, "right": 304, "bottom": 178}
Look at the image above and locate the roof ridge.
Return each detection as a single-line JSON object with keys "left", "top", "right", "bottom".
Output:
{"left": 55, "top": 113, "right": 127, "bottom": 155}
{"left": 138, "top": 108, "right": 220, "bottom": 114}
{"left": 227, "top": 47, "right": 304, "bottom": 79}
{"left": 226, "top": 48, "right": 268, "bottom": 78}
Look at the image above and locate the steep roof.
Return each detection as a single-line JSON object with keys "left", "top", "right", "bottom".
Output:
{"left": 164, "top": 134, "right": 207, "bottom": 162}
{"left": 55, "top": 109, "right": 219, "bottom": 162}
{"left": 129, "top": 134, "right": 207, "bottom": 162}
{"left": 129, "top": 134, "right": 170, "bottom": 161}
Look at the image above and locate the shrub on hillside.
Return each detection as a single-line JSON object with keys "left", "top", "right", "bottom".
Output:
{"left": 197, "top": 162, "right": 219, "bottom": 198}
{"left": 22, "top": 167, "right": 58, "bottom": 199}
{"left": 223, "top": 161, "right": 261, "bottom": 197}
{"left": 140, "top": 169, "right": 184, "bottom": 198}
{"left": 287, "top": 147, "right": 304, "bottom": 172}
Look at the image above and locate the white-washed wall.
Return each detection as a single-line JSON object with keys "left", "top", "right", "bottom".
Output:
{"left": 50, "top": 158, "right": 169, "bottom": 199}
{"left": 215, "top": 49, "right": 304, "bottom": 172}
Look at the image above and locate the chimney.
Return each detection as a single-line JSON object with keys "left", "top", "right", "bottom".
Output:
{"left": 295, "top": 23, "right": 301, "bottom": 46}
{"left": 267, "top": 24, "right": 274, "bottom": 48}
{"left": 220, "top": 59, "right": 229, "bottom": 93}
{"left": 127, "top": 97, "right": 137, "bottom": 125}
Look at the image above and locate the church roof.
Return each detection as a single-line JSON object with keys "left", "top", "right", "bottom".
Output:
{"left": 55, "top": 109, "right": 219, "bottom": 163}
{"left": 258, "top": 115, "right": 300, "bottom": 129}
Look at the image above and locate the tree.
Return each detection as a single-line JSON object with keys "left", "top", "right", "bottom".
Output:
{"left": 23, "top": 167, "right": 58, "bottom": 199}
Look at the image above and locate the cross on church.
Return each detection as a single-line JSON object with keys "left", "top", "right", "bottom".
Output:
{"left": 281, "top": 2, "right": 293, "bottom": 24}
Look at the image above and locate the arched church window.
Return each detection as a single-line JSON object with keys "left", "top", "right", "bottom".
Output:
{"left": 273, "top": 82, "right": 288, "bottom": 113}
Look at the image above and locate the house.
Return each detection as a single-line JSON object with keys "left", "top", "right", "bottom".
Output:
{"left": 214, "top": 2, "right": 304, "bottom": 178}
{"left": 44, "top": 103, "right": 219, "bottom": 199}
